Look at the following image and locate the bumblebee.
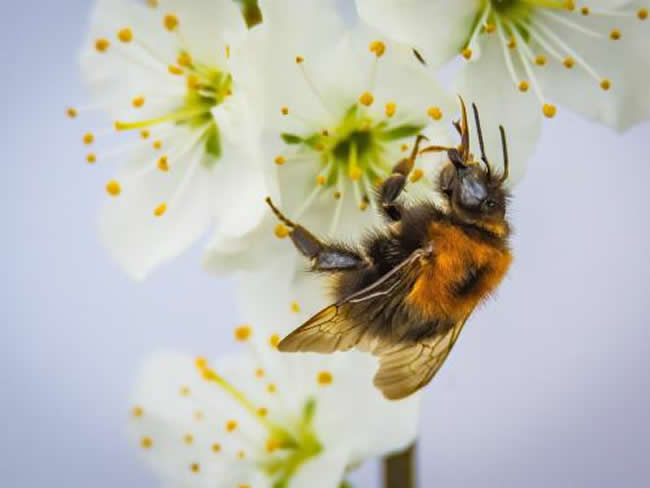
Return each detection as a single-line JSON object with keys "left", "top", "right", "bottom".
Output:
{"left": 266, "top": 98, "right": 512, "bottom": 400}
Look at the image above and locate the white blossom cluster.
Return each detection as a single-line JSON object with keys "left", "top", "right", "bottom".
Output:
{"left": 67, "top": 0, "right": 648, "bottom": 486}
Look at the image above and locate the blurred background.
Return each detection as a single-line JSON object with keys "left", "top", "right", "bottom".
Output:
{"left": 2, "top": 0, "right": 649, "bottom": 487}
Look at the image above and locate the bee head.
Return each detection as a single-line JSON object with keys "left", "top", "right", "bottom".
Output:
{"left": 427, "top": 98, "right": 510, "bottom": 227}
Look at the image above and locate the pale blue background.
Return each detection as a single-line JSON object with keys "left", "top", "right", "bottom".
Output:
{"left": 2, "top": 1, "right": 649, "bottom": 487}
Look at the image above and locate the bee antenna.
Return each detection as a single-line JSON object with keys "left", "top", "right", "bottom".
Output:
{"left": 265, "top": 197, "right": 296, "bottom": 229}
{"left": 457, "top": 95, "right": 470, "bottom": 161}
{"left": 472, "top": 103, "right": 492, "bottom": 180}
{"left": 499, "top": 126, "right": 510, "bottom": 184}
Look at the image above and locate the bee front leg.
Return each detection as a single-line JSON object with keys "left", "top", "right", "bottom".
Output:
{"left": 377, "top": 134, "right": 428, "bottom": 222}
{"left": 266, "top": 198, "right": 367, "bottom": 272}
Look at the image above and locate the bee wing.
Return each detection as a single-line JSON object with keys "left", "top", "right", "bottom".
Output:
{"left": 373, "top": 316, "right": 469, "bottom": 400}
{"left": 278, "top": 248, "right": 428, "bottom": 355}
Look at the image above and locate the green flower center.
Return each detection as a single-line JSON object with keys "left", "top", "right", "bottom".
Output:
{"left": 114, "top": 50, "right": 232, "bottom": 167}
{"left": 281, "top": 104, "right": 423, "bottom": 190}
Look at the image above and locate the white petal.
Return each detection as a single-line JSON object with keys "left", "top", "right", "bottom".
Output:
{"left": 312, "top": 351, "right": 420, "bottom": 464}
{"left": 99, "top": 133, "right": 213, "bottom": 279}
{"left": 129, "top": 352, "right": 268, "bottom": 487}
{"left": 289, "top": 446, "right": 350, "bottom": 488}
{"left": 531, "top": 5, "right": 650, "bottom": 130}
{"left": 159, "top": 0, "right": 245, "bottom": 66}
{"left": 355, "top": 0, "right": 479, "bottom": 66}
{"left": 454, "top": 39, "right": 542, "bottom": 186}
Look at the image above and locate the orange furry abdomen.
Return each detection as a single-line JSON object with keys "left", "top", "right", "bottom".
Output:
{"left": 406, "top": 221, "right": 512, "bottom": 321}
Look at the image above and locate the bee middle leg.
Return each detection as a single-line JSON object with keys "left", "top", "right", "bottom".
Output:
{"left": 266, "top": 198, "right": 367, "bottom": 272}
{"left": 377, "top": 134, "right": 428, "bottom": 222}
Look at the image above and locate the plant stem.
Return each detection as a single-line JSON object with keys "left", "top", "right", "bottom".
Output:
{"left": 383, "top": 443, "right": 416, "bottom": 488}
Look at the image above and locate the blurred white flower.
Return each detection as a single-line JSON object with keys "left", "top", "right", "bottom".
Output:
{"left": 204, "top": 0, "right": 454, "bottom": 272}
{"left": 129, "top": 333, "right": 419, "bottom": 487}
{"left": 357, "top": 0, "right": 650, "bottom": 179}
{"left": 70, "top": 0, "right": 269, "bottom": 279}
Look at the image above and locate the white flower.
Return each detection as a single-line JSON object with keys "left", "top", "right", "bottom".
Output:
{"left": 70, "top": 0, "right": 269, "bottom": 279}
{"left": 204, "top": 0, "right": 455, "bottom": 271}
{"left": 357, "top": 0, "right": 650, "bottom": 181}
{"left": 128, "top": 332, "right": 419, "bottom": 487}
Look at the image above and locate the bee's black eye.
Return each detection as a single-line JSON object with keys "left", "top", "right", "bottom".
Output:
{"left": 485, "top": 200, "right": 496, "bottom": 209}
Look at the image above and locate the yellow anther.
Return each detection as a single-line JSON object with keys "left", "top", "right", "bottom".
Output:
{"left": 255, "top": 368, "right": 265, "bottom": 378}
{"left": 291, "top": 301, "right": 300, "bottom": 313}
{"left": 267, "top": 383, "right": 277, "bottom": 394}
{"left": 321, "top": 129, "right": 330, "bottom": 136}
{"left": 266, "top": 438, "right": 280, "bottom": 453}
{"left": 193, "top": 410, "right": 203, "bottom": 421}
{"left": 281, "top": 106, "right": 289, "bottom": 115}
{"left": 401, "top": 144, "right": 409, "bottom": 152}
{"left": 168, "top": 65, "right": 184, "bottom": 76}
{"left": 563, "top": 57, "right": 575, "bottom": 69}
{"left": 184, "top": 434, "right": 194, "bottom": 445}
{"left": 257, "top": 407, "right": 268, "bottom": 417}
{"left": 153, "top": 140, "right": 163, "bottom": 150}
{"left": 565, "top": 0, "right": 575, "bottom": 10}
{"left": 580, "top": 7, "right": 589, "bottom": 15}
{"left": 461, "top": 48, "right": 472, "bottom": 60}
{"left": 610, "top": 29, "right": 621, "bottom": 40}
{"left": 427, "top": 106, "right": 443, "bottom": 120}
{"left": 518, "top": 81, "right": 529, "bottom": 92}
{"left": 269, "top": 334, "right": 280, "bottom": 348}
{"left": 317, "top": 371, "right": 333, "bottom": 386}
{"left": 83, "top": 132, "right": 94, "bottom": 145}
{"left": 535, "top": 55, "right": 547, "bottom": 66}
{"left": 542, "top": 104, "right": 557, "bottom": 118}
{"left": 507, "top": 37, "right": 516, "bottom": 49}
{"left": 369, "top": 40, "right": 386, "bottom": 57}
{"left": 164, "top": 14, "right": 179, "bottom": 31}
{"left": 600, "top": 79, "right": 611, "bottom": 91}
{"left": 195, "top": 356, "right": 208, "bottom": 370}
{"left": 225, "top": 44, "right": 231, "bottom": 59}
{"left": 146, "top": 0, "right": 158, "bottom": 7}
{"left": 316, "top": 175, "right": 327, "bottom": 185}
{"left": 132, "top": 95, "right": 145, "bottom": 108}
{"left": 211, "top": 443, "right": 221, "bottom": 453}
{"left": 359, "top": 91, "right": 374, "bottom": 107}
{"left": 359, "top": 200, "right": 368, "bottom": 211}
{"left": 410, "top": 168, "right": 424, "bottom": 183}
{"left": 295, "top": 55, "right": 304, "bottom": 64}
{"left": 639, "top": 8, "right": 648, "bottom": 20}
{"left": 239, "top": 485, "right": 251, "bottom": 488}
{"left": 154, "top": 203, "right": 167, "bottom": 217}
{"left": 132, "top": 406, "right": 144, "bottom": 417}
{"left": 187, "top": 74, "right": 200, "bottom": 90}
{"left": 385, "top": 102, "right": 396, "bottom": 117}
{"left": 86, "top": 153, "right": 97, "bottom": 164}
{"left": 140, "top": 129, "right": 150, "bottom": 139}
{"left": 315, "top": 143, "right": 325, "bottom": 151}
{"left": 106, "top": 180, "right": 121, "bottom": 196}
{"left": 177, "top": 52, "right": 192, "bottom": 67}
{"left": 226, "top": 420, "right": 238, "bottom": 432}
{"left": 333, "top": 191, "right": 342, "bottom": 200}
{"left": 157, "top": 156, "right": 169, "bottom": 171}
{"left": 484, "top": 23, "right": 496, "bottom": 33}
{"left": 237, "top": 450, "right": 246, "bottom": 459}
{"left": 66, "top": 107, "right": 78, "bottom": 118}
{"left": 140, "top": 437, "right": 153, "bottom": 449}
{"left": 274, "top": 156, "right": 286, "bottom": 166}
{"left": 349, "top": 166, "right": 362, "bottom": 181}
{"left": 234, "top": 324, "right": 252, "bottom": 342}
{"left": 275, "top": 223, "right": 290, "bottom": 239}
{"left": 118, "top": 28, "right": 133, "bottom": 43}
{"left": 95, "top": 38, "right": 110, "bottom": 52}
{"left": 180, "top": 386, "right": 191, "bottom": 396}
{"left": 190, "top": 463, "right": 200, "bottom": 474}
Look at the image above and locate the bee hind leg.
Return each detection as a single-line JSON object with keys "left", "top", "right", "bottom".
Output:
{"left": 266, "top": 197, "right": 367, "bottom": 272}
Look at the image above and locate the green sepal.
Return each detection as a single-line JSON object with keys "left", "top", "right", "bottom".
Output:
{"left": 379, "top": 124, "right": 424, "bottom": 141}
